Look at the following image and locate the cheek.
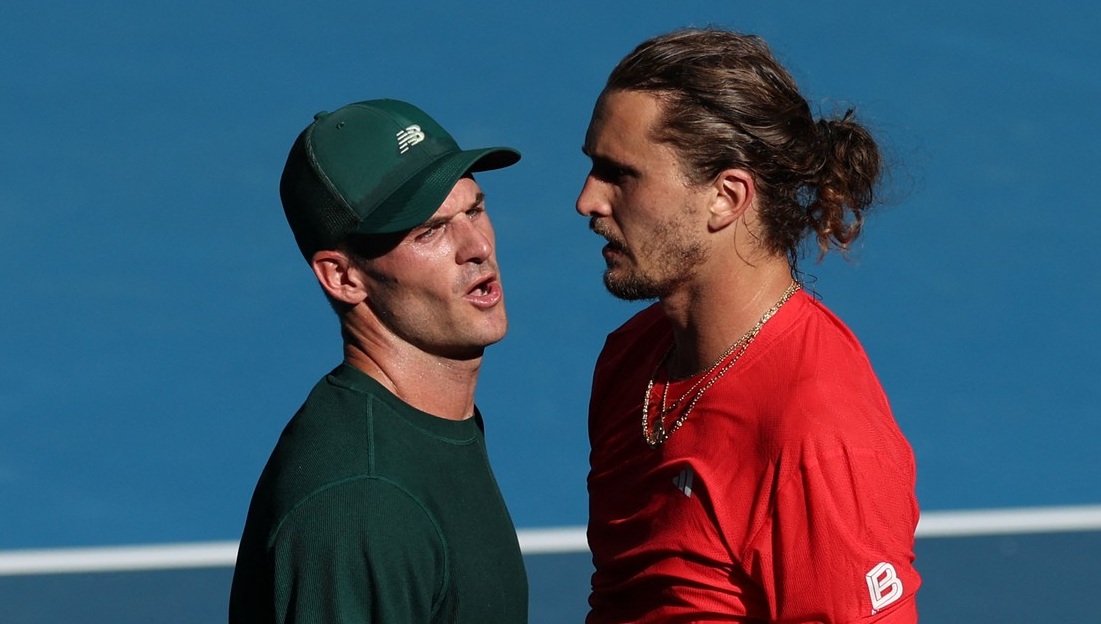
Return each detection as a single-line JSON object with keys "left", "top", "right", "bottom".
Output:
{"left": 379, "top": 274, "right": 454, "bottom": 309}
{"left": 406, "top": 278, "right": 456, "bottom": 307}
{"left": 614, "top": 193, "right": 655, "bottom": 237}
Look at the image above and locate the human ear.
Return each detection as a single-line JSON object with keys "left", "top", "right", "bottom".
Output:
{"left": 310, "top": 250, "right": 368, "bottom": 306}
{"left": 707, "top": 169, "right": 755, "bottom": 232}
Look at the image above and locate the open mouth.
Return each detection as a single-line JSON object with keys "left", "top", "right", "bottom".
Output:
{"left": 470, "top": 276, "right": 494, "bottom": 295}
{"left": 465, "top": 275, "right": 502, "bottom": 308}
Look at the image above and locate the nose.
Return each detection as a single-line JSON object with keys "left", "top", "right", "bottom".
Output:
{"left": 576, "top": 175, "right": 611, "bottom": 218}
{"left": 456, "top": 217, "right": 494, "bottom": 264}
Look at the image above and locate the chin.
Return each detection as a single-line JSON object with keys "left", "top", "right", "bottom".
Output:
{"left": 603, "top": 272, "right": 662, "bottom": 302}
{"left": 460, "top": 319, "right": 509, "bottom": 354}
{"left": 482, "top": 323, "right": 509, "bottom": 348}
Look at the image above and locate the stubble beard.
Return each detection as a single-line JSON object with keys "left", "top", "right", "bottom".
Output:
{"left": 593, "top": 217, "right": 707, "bottom": 301}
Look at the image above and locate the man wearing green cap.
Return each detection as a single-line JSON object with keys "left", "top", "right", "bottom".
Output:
{"left": 229, "top": 99, "right": 527, "bottom": 623}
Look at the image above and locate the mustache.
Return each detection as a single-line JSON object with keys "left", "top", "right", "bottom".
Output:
{"left": 462, "top": 262, "right": 498, "bottom": 285}
{"left": 589, "top": 217, "right": 626, "bottom": 251}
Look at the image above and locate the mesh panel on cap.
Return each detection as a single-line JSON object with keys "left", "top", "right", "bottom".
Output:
{"left": 280, "top": 130, "right": 359, "bottom": 259}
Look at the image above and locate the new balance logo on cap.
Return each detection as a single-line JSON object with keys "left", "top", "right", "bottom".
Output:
{"left": 673, "top": 467, "right": 694, "bottom": 498}
{"left": 397, "top": 124, "right": 426, "bottom": 154}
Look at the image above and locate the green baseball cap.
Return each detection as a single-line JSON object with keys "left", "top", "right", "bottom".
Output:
{"left": 279, "top": 99, "right": 521, "bottom": 260}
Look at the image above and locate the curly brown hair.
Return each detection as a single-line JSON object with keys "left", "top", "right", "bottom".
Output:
{"left": 603, "top": 28, "right": 882, "bottom": 264}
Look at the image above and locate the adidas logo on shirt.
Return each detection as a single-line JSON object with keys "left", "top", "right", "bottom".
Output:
{"left": 673, "top": 467, "right": 694, "bottom": 498}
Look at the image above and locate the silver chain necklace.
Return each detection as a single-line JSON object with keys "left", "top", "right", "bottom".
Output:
{"left": 641, "top": 282, "right": 800, "bottom": 448}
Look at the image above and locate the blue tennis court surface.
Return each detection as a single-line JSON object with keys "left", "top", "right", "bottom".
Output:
{"left": 3, "top": 0, "right": 1099, "bottom": 621}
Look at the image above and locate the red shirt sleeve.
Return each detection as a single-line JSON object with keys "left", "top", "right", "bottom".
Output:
{"left": 744, "top": 444, "right": 921, "bottom": 623}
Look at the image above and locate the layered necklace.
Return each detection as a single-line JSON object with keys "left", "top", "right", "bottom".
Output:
{"left": 641, "top": 281, "right": 800, "bottom": 448}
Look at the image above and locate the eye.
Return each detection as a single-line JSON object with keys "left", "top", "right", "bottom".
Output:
{"left": 591, "top": 160, "right": 632, "bottom": 184}
{"left": 414, "top": 223, "right": 444, "bottom": 241}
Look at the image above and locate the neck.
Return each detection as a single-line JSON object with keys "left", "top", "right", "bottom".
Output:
{"left": 341, "top": 320, "right": 482, "bottom": 422}
{"left": 659, "top": 255, "right": 794, "bottom": 378}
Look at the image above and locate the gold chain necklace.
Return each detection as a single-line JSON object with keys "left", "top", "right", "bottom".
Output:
{"left": 641, "top": 282, "right": 800, "bottom": 448}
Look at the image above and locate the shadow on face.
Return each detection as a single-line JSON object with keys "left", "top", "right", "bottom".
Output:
{"left": 340, "top": 231, "right": 407, "bottom": 261}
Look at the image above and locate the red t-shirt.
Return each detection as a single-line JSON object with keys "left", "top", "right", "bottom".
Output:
{"left": 587, "top": 291, "right": 920, "bottom": 623}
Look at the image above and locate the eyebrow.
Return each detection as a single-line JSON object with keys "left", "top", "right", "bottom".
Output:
{"left": 582, "top": 145, "right": 622, "bottom": 166}
{"left": 418, "top": 192, "right": 486, "bottom": 230}
{"left": 582, "top": 148, "right": 639, "bottom": 178}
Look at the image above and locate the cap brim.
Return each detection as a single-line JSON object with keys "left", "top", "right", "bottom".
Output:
{"left": 354, "top": 147, "right": 520, "bottom": 235}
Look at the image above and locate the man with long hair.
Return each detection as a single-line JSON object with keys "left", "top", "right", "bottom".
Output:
{"left": 579, "top": 29, "right": 920, "bottom": 623}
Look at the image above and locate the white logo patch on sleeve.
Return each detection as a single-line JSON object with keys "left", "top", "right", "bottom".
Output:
{"left": 865, "top": 562, "right": 903, "bottom": 612}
